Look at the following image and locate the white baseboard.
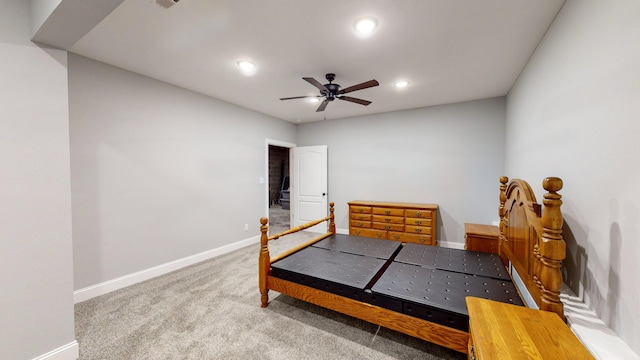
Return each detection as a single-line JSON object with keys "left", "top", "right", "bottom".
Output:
{"left": 438, "top": 240, "right": 465, "bottom": 249}
{"left": 561, "top": 288, "right": 640, "bottom": 360}
{"left": 74, "top": 235, "right": 261, "bottom": 303}
{"left": 32, "top": 341, "right": 78, "bottom": 360}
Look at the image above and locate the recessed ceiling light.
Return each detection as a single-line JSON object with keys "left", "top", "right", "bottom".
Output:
{"left": 308, "top": 98, "right": 319, "bottom": 103}
{"left": 238, "top": 60, "right": 256, "bottom": 70}
{"left": 395, "top": 80, "right": 409, "bottom": 88}
{"left": 354, "top": 17, "right": 378, "bottom": 34}
{"left": 236, "top": 60, "right": 257, "bottom": 76}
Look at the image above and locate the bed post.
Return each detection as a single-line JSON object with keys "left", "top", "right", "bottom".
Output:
{"left": 259, "top": 217, "right": 270, "bottom": 308}
{"left": 498, "top": 176, "right": 509, "bottom": 266}
{"left": 539, "top": 177, "right": 565, "bottom": 320}
{"left": 328, "top": 202, "right": 335, "bottom": 234}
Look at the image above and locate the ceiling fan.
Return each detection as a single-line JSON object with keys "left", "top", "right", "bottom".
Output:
{"left": 280, "top": 73, "right": 379, "bottom": 112}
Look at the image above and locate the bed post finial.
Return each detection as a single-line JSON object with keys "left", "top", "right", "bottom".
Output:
{"left": 540, "top": 177, "right": 565, "bottom": 319}
{"left": 499, "top": 176, "right": 508, "bottom": 219}
{"left": 259, "top": 217, "right": 270, "bottom": 308}
{"left": 329, "top": 202, "right": 336, "bottom": 234}
{"left": 498, "top": 176, "right": 509, "bottom": 266}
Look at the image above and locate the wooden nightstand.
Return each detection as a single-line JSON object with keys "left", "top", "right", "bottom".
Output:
{"left": 466, "top": 297, "right": 594, "bottom": 360}
{"left": 464, "top": 223, "right": 499, "bottom": 254}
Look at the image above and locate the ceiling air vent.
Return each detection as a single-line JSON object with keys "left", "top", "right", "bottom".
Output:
{"left": 156, "top": 0, "right": 180, "bottom": 9}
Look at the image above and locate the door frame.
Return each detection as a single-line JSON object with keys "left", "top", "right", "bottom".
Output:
{"left": 265, "top": 138, "right": 296, "bottom": 225}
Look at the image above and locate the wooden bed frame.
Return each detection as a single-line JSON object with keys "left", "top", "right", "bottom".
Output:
{"left": 258, "top": 176, "right": 565, "bottom": 354}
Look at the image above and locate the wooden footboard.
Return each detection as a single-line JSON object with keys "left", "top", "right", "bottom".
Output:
{"left": 259, "top": 202, "right": 335, "bottom": 308}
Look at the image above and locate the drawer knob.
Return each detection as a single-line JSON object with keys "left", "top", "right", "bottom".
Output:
{"left": 358, "top": 209, "right": 363, "bottom": 213}
{"left": 393, "top": 235, "right": 400, "bottom": 240}
{"left": 385, "top": 225, "right": 390, "bottom": 230}
{"left": 385, "top": 210, "right": 391, "bottom": 215}
{"left": 415, "top": 228, "right": 422, "bottom": 233}
{"left": 416, "top": 220, "right": 422, "bottom": 225}
{"left": 419, "top": 237, "right": 425, "bottom": 243}
{"left": 416, "top": 211, "right": 422, "bottom": 216}
{"left": 385, "top": 218, "right": 391, "bottom": 222}
{"left": 357, "top": 222, "right": 363, "bottom": 226}
{"left": 376, "top": 233, "right": 382, "bottom": 238}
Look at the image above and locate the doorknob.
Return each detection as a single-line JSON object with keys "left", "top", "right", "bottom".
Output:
{"left": 322, "top": 193, "right": 326, "bottom": 196}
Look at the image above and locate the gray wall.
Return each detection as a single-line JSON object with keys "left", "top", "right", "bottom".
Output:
{"left": 297, "top": 98, "right": 506, "bottom": 245}
{"left": 506, "top": 0, "right": 640, "bottom": 354}
{"left": 0, "top": 1, "right": 76, "bottom": 359}
{"left": 68, "top": 54, "right": 297, "bottom": 289}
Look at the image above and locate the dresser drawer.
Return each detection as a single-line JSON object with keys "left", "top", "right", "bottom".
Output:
{"left": 405, "top": 217, "right": 432, "bottom": 227}
{"left": 350, "top": 213, "right": 372, "bottom": 221}
{"left": 372, "top": 222, "right": 404, "bottom": 232}
{"left": 372, "top": 207, "right": 404, "bottom": 216}
{"left": 405, "top": 209, "right": 433, "bottom": 218}
{"left": 350, "top": 206, "right": 372, "bottom": 214}
{"left": 390, "top": 232, "right": 434, "bottom": 245}
{"left": 405, "top": 225, "right": 432, "bottom": 235}
{"left": 351, "top": 220, "right": 371, "bottom": 228}
{"left": 372, "top": 215, "right": 404, "bottom": 224}
{"left": 350, "top": 228, "right": 387, "bottom": 239}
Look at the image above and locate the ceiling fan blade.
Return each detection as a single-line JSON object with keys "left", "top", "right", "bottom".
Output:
{"left": 338, "top": 79, "right": 379, "bottom": 94}
{"left": 316, "top": 99, "right": 330, "bottom": 112}
{"left": 338, "top": 96, "right": 372, "bottom": 106}
{"left": 303, "top": 77, "right": 329, "bottom": 93}
{"left": 280, "top": 95, "right": 311, "bottom": 100}
{"left": 280, "top": 95, "right": 324, "bottom": 100}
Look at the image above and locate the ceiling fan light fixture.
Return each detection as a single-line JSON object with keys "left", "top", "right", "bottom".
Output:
{"left": 395, "top": 80, "right": 409, "bottom": 88}
{"left": 354, "top": 17, "right": 378, "bottom": 34}
{"left": 308, "top": 98, "right": 319, "bottom": 103}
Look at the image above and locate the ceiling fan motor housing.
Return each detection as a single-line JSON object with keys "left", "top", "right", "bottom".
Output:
{"left": 323, "top": 73, "right": 340, "bottom": 99}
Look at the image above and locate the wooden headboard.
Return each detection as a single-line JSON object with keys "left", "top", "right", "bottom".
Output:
{"left": 498, "top": 176, "right": 565, "bottom": 320}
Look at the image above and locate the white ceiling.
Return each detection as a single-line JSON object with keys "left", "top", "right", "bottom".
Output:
{"left": 64, "top": 0, "right": 564, "bottom": 123}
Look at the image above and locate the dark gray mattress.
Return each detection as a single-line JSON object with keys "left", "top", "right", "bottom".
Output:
{"left": 270, "top": 234, "right": 523, "bottom": 331}
{"left": 395, "top": 243, "right": 511, "bottom": 280}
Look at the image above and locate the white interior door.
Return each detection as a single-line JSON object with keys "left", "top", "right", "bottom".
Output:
{"left": 292, "top": 145, "right": 328, "bottom": 232}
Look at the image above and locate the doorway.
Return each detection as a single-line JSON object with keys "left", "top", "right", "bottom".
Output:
{"left": 267, "top": 143, "right": 292, "bottom": 228}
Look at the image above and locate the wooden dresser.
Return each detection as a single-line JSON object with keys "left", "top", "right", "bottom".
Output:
{"left": 466, "top": 297, "right": 594, "bottom": 360}
{"left": 348, "top": 201, "right": 438, "bottom": 245}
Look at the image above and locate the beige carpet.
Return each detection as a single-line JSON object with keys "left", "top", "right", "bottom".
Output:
{"left": 269, "top": 204, "right": 290, "bottom": 227}
{"left": 75, "top": 226, "right": 465, "bottom": 360}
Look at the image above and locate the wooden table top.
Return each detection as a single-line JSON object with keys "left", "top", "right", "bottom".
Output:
{"left": 466, "top": 297, "right": 594, "bottom": 360}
